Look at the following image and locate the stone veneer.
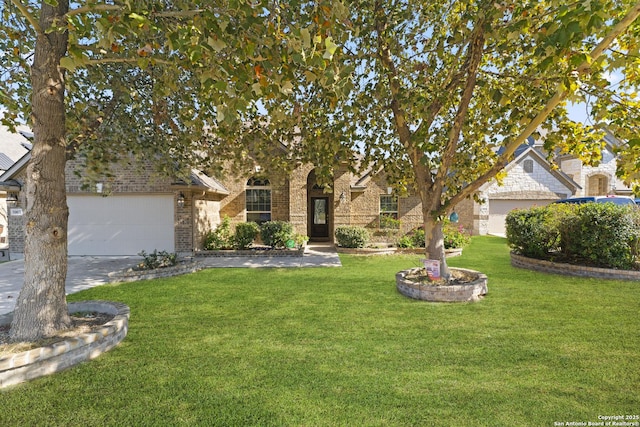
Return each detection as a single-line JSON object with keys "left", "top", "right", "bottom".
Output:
{"left": 396, "top": 267, "right": 488, "bottom": 302}
{"left": 510, "top": 253, "right": 640, "bottom": 281}
{"left": 0, "top": 300, "right": 130, "bottom": 389}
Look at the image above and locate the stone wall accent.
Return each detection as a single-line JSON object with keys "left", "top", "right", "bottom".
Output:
{"left": 396, "top": 267, "right": 488, "bottom": 302}
{"left": 510, "top": 253, "right": 640, "bottom": 281}
{"left": 107, "top": 262, "right": 202, "bottom": 282}
{"left": 196, "top": 247, "right": 305, "bottom": 257}
{"left": 0, "top": 300, "right": 129, "bottom": 389}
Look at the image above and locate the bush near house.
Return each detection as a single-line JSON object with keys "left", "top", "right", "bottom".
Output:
{"left": 203, "top": 216, "right": 234, "bottom": 250}
{"left": 396, "top": 220, "right": 471, "bottom": 249}
{"left": 260, "top": 221, "right": 294, "bottom": 249}
{"left": 506, "top": 203, "right": 640, "bottom": 270}
{"left": 335, "top": 226, "right": 370, "bottom": 248}
{"left": 234, "top": 222, "right": 260, "bottom": 250}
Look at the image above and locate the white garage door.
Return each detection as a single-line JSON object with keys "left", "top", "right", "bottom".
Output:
{"left": 68, "top": 195, "right": 175, "bottom": 256}
{"left": 488, "top": 199, "right": 554, "bottom": 236}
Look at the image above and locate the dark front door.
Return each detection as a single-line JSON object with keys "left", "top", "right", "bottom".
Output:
{"left": 310, "top": 197, "right": 329, "bottom": 240}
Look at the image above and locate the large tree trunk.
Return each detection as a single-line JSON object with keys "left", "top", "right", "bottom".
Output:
{"left": 9, "top": 1, "right": 71, "bottom": 342}
{"left": 424, "top": 212, "right": 451, "bottom": 280}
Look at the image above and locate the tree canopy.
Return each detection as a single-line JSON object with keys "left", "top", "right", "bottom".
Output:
{"left": 282, "top": 0, "right": 640, "bottom": 275}
{"left": 0, "top": 0, "right": 346, "bottom": 341}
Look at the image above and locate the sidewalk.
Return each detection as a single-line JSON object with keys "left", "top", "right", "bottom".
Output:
{"left": 0, "top": 243, "right": 341, "bottom": 315}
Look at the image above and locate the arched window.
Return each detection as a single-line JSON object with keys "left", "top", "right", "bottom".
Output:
{"left": 246, "top": 177, "right": 271, "bottom": 223}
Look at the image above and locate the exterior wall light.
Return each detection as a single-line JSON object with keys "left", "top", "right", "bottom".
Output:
{"left": 339, "top": 191, "right": 346, "bottom": 203}
{"left": 6, "top": 193, "right": 18, "bottom": 207}
{"left": 177, "top": 192, "right": 185, "bottom": 209}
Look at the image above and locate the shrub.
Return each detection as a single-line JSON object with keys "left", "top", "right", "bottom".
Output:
{"left": 260, "top": 221, "right": 294, "bottom": 249}
{"left": 203, "top": 216, "right": 233, "bottom": 250}
{"left": 396, "top": 235, "right": 414, "bottom": 248}
{"left": 234, "top": 222, "right": 260, "bottom": 250}
{"left": 559, "top": 203, "right": 637, "bottom": 269}
{"left": 443, "top": 220, "right": 471, "bottom": 249}
{"left": 294, "top": 234, "right": 309, "bottom": 249}
{"left": 335, "top": 226, "right": 370, "bottom": 248}
{"left": 410, "top": 228, "right": 426, "bottom": 248}
{"left": 380, "top": 215, "right": 400, "bottom": 230}
{"left": 506, "top": 206, "right": 563, "bottom": 258}
{"left": 507, "top": 203, "right": 639, "bottom": 270}
{"left": 137, "top": 250, "right": 177, "bottom": 270}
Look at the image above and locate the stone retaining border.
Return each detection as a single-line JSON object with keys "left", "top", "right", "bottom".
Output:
{"left": 396, "top": 267, "right": 488, "bottom": 302}
{"left": 108, "top": 261, "right": 201, "bottom": 283}
{"left": 195, "top": 247, "right": 305, "bottom": 258}
{"left": 0, "top": 300, "right": 129, "bottom": 389}
{"left": 337, "top": 247, "right": 463, "bottom": 257}
{"left": 510, "top": 252, "right": 640, "bottom": 281}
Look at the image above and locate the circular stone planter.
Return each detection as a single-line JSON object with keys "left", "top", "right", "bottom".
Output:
{"left": 396, "top": 267, "right": 488, "bottom": 302}
{"left": 0, "top": 300, "right": 130, "bottom": 388}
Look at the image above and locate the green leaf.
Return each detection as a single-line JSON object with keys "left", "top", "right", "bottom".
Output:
{"left": 59, "top": 57, "right": 77, "bottom": 72}
{"left": 301, "top": 28, "right": 311, "bottom": 49}
{"left": 209, "top": 37, "right": 227, "bottom": 52}
{"left": 129, "top": 13, "right": 146, "bottom": 21}
{"left": 323, "top": 37, "right": 338, "bottom": 60}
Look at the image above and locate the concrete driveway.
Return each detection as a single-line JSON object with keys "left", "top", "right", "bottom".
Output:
{"left": 0, "top": 243, "right": 341, "bottom": 315}
{"left": 0, "top": 257, "right": 138, "bottom": 316}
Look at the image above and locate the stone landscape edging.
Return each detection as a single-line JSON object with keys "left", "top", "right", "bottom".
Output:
{"left": 395, "top": 267, "right": 488, "bottom": 302}
{"left": 195, "top": 247, "right": 305, "bottom": 258}
{"left": 108, "top": 261, "right": 202, "bottom": 282}
{"left": 337, "top": 247, "right": 463, "bottom": 257}
{"left": 510, "top": 252, "right": 640, "bottom": 281}
{"left": 0, "top": 300, "right": 130, "bottom": 389}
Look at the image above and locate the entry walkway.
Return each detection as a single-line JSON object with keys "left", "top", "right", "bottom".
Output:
{"left": 0, "top": 243, "right": 341, "bottom": 315}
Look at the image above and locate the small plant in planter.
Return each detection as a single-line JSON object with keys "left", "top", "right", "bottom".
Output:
{"left": 136, "top": 250, "right": 178, "bottom": 270}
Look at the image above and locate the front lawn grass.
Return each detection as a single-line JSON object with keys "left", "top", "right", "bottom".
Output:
{"left": 2, "top": 236, "right": 638, "bottom": 426}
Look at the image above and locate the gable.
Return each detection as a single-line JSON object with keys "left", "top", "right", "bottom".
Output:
{"left": 483, "top": 149, "right": 578, "bottom": 199}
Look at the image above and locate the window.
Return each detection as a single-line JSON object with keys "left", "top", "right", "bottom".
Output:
{"left": 246, "top": 177, "right": 271, "bottom": 224}
{"left": 587, "top": 174, "right": 608, "bottom": 196}
{"left": 380, "top": 195, "right": 399, "bottom": 228}
{"left": 523, "top": 159, "right": 534, "bottom": 173}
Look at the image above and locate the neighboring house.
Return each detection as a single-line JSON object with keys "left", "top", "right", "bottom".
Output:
{"left": 473, "top": 132, "right": 632, "bottom": 236}
{"left": 0, "top": 124, "right": 32, "bottom": 248}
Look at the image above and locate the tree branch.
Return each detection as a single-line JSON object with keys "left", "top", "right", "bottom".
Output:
{"left": 445, "top": 0, "right": 640, "bottom": 210}
{"left": 436, "top": 23, "right": 485, "bottom": 194}
{"left": 65, "top": 4, "right": 123, "bottom": 17}
{"left": 10, "top": 0, "right": 41, "bottom": 33}
{"left": 86, "top": 57, "right": 173, "bottom": 66}
{"left": 66, "top": 89, "right": 123, "bottom": 158}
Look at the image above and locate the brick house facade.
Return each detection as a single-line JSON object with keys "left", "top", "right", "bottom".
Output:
{"left": 2, "top": 132, "right": 628, "bottom": 255}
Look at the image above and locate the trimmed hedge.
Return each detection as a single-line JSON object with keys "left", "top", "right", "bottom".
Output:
{"left": 506, "top": 203, "right": 640, "bottom": 270}
{"left": 260, "top": 221, "right": 294, "bottom": 249}
{"left": 335, "top": 226, "right": 370, "bottom": 248}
